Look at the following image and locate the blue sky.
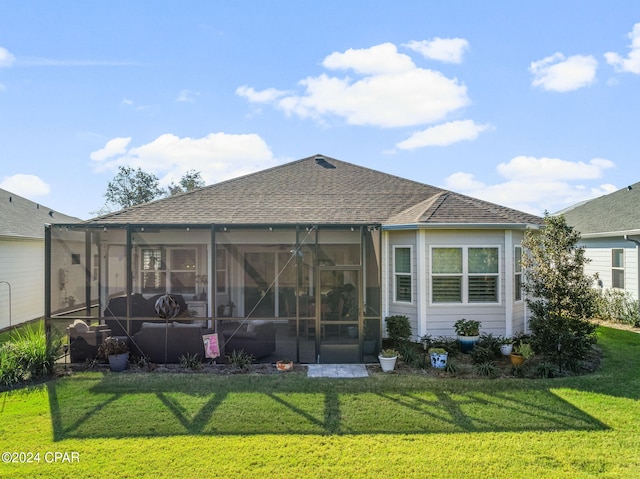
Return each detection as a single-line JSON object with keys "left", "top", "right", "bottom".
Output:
{"left": 1, "top": 1, "right": 640, "bottom": 220}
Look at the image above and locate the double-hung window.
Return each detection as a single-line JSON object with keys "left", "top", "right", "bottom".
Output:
{"left": 140, "top": 247, "right": 197, "bottom": 295}
{"left": 431, "top": 246, "right": 500, "bottom": 303}
{"left": 393, "top": 246, "right": 412, "bottom": 303}
{"left": 514, "top": 246, "right": 523, "bottom": 301}
{"left": 612, "top": 248, "right": 624, "bottom": 289}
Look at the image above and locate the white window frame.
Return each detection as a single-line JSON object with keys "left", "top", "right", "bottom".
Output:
{"left": 430, "top": 245, "right": 501, "bottom": 305}
{"left": 216, "top": 248, "right": 228, "bottom": 294}
{"left": 393, "top": 245, "right": 413, "bottom": 304}
{"left": 139, "top": 246, "right": 198, "bottom": 295}
{"left": 514, "top": 245, "right": 523, "bottom": 302}
{"left": 612, "top": 248, "right": 625, "bottom": 289}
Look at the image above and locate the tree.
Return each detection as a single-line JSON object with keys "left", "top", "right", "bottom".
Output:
{"left": 521, "top": 213, "right": 598, "bottom": 370}
{"left": 102, "top": 166, "right": 164, "bottom": 210}
{"left": 168, "top": 169, "right": 205, "bottom": 195}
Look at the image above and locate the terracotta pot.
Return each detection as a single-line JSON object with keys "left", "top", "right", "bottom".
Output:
{"left": 276, "top": 361, "right": 294, "bottom": 371}
{"left": 510, "top": 353, "right": 525, "bottom": 366}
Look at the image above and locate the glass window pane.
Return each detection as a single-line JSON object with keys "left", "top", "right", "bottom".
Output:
{"left": 432, "top": 277, "right": 462, "bottom": 303}
{"left": 469, "top": 276, "right": 498, "bottom": 302}
{"left": 142, "top": 271, "right": 166, "bottom": 294}
{"left": 515, "top": 247, "right": 522, "bottom": 273}
{"left": 171, "top": 272, "right": 195, "bottom": 294}
{"left": 612, "top": 249, "right": 624, "bottom": 268}
{"left": 171, "top": 249, "right": 196, "bottom": 270}
{"left": 515, "top": 274, "right": 522, "bottom": 301}
{"left": 395, "top": 248, "right": 411, "bottom": 274}
{"left": 469, "top": 248, "right": 499, "bottom": 274}
{"left": 612, "top": 269, "right": 625, "bottom": 289}
{"left": 432, "top": 248, "right": 462, "bottom": 274}
{"left": 396, "top": 275, "right": 411, "bottom": 302}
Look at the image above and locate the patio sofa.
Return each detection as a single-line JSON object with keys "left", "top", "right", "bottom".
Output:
{"left": 218, "top": 320, "right": 276, "bottom": 360}
{"left": 104, "top": 293, "right": 189, "bottom": 336}
{"left": 130, "top": 321, "right": 212, "bottom": 363}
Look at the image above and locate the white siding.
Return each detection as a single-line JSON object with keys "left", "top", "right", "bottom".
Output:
{"left": 384, "top": 228, "right": 527, "bottom": 341}
{"left": 580, "top": 238, "right": 639, "bottom": 300}
{"left": 0, "top": 238, "right": 45, "bottom": 329}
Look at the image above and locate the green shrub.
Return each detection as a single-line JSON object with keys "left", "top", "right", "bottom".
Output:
{"left": 470, "top": 345, "right": 498, "bottom": 364}
{"left": 595, "top": 288, "right": 640, "bottom": 327}
{"left": 0, "top": 323, "right": 60, "bottom": 387}
{"left": 474, "top": 361, "right": 499, "bottom": 378}
{"left": 398, "top": 343, "right": 419, "bottom": 366}
{"left": 536, "top": 361, "right": 559, "bottom": 379}
{"left": 385, "top": 315, "right": 412, "bottom": 348}
{"left": 179, "top": 353, "right": 202, "bottom": 370}
{"left": 227, "top": 349, "right": 254, "bottom": 370}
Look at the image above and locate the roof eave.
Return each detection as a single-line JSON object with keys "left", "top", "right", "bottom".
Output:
{"left": 580, "top": 229, "right": 640, "bottom": 239}
{"left": 382, "top": 222, "right": 541, "bottom": 231}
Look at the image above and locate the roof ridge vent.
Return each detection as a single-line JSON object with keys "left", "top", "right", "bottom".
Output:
{"left": 314, "top": 155, "right": 336, "bottom": 169}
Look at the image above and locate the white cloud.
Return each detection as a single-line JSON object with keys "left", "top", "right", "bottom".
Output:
{"left": 89, "top": 132, "right": 275, "bottom": 185}
{"left": 176, "top": 89, "right": 199, "bottom": 103}
{"left": 323, "top": 43, "right": 415, "bottom": 74}
{"left": 0, "top": 47, "right": 15, "bottom": 67}
{"left": 404, "top": 38, "right": 469, "bottom": 64}
{"left": 90, "top": 137, "right": 132, "bottom": 162}
{"left": 236, "top": 85, "right": 288, "bottom": 103}
{"left": 605, "top": 22, "right": 640, "bottom": 74}
{"left": 445, "top": 156, "right": 616, "bottom": 215}
{"left": 396, "top": 120, "right": 491, "bottom": 149}
{"left": 0, "top": 174, "right": 50, "bottom": 198}
{"left": 530, "top": 53, "right": 598, "bottom": 92}
{"left": 238, "top": 42, "right": 469, "bottom": 128}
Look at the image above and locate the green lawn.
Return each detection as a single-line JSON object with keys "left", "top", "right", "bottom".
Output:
{"left": 1, "top": 326, "right": 639, "bottom": 478}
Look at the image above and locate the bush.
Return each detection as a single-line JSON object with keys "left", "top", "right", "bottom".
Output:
{"left": 179, "top": 353, "right": 202, "bottom": 370}
{"left": 474, "top": 361, "right": 499, "bottom": 378}
{"left": 385, "top": 315, "right": 412, "bottom": 348}
{"left": 470, "top": 345, "right": 498, "bottom": 364}
{"left": 227, "top": 349, "right": 254, "bottom": 370}
{"left": 398, "top": 342, "right": 420, "bottom": 366}
{"left": 594, "top": 288, "right": 640, "bottom": 327}
{"left": 0, "top": 323, "right": 61, "bottom": 387}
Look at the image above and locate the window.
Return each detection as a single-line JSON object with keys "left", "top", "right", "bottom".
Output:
{"left": 612, "top": 248, "right": 624, "bottom": 289}
{"left": 514, "top": 246, "right": 523, "bottom": 301}
{"left": 393, "top": 246, "right": 412, "bottom": 303}
{"left": 140, "top": 248, "right": 196, "bottom": 295}
{"left": 431, "top": 246, "right": 499, "bottom": 303}
{"left": 216, "top": 248, "right": 227, "bottom": 294}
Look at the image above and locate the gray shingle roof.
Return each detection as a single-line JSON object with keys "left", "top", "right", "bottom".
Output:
{"left": 83, "top": 155, "right": 543, "bottom": 227}
{"left": 0, "top": 188, "right": 81, "bottom": 239}
{"left": 560, "top": 182, "right": 640, "bottom": 235}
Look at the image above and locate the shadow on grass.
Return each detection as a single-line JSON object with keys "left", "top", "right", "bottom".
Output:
{"left": 44, "top": 326, "right": 638, "bottom": 441}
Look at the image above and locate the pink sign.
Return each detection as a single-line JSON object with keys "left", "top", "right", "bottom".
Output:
{"left": 202, "top": 333, "right": 220, "bottom": 359}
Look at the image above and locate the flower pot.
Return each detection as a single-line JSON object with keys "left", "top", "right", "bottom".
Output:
{"left": 430, "top": 352, "right": 448, "bottom": 369}
{"left": 510, "top": 353, "right": 525, "bottom": 366}
{"left": 108, "top": 352, "right": 129, "bottom": 372}
{"left": 500, "top": 344, "right": 513, "bottom": 356}
{"left": 378, "top": 354, "right": 397, "bottom": 372}
{"left": 458, "top": 335, "right": 479, "bottom": 353}
{"left": 276, "top": 360, "right": 294, "bottom": 371}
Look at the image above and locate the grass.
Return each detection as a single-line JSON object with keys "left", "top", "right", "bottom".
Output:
{"left": 1, "top": 326, "right": 640, "bottom": 478}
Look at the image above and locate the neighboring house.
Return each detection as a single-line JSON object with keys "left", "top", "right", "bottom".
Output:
{"left": 0, "top": 188, "right": 80, "bottom": 331}
{"left": 560, "top": 182, "right": 640, "bottom": 301}
{"left": 45, "top": 155, "right": 542, "bottom": 363}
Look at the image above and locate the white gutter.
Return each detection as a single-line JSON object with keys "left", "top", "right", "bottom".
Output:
{"left": 624, "top": 235, "right": 640, "bottom": 305}
{"left": 382, "top": 223, "right": 541, "bottom": 231}
{"left": 581, "top": 229, "right": 640, "bottom": 239}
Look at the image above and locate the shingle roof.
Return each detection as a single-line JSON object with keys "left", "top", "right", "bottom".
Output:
{"left": 560, "top": 182, "right": 640, "bottom": 235}
{"left": 83, "top": 154, "right": 543, "bottom": 227}
{"left": 0, "top": 188, "right": 81, "bottom": 239}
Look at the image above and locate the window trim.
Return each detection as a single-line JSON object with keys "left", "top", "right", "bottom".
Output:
{"left": 393, "top": 245, "right": 413, "bottom": 304}
{"left": 430, "top": 245, "right": 502, "bottom": 305}
{"left": 514, "top": 245, "right": 523, "bottom": 302}
{"left": 612, "top": 248, "right": 625, "bottom": 290}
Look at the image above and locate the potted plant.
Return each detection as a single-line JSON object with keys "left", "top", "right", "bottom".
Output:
{"left": 275, "top": 359, "right": 294, "bottom": 371}
{"left": 378, "top": 348, "right": 398, "bottom": 372}
{"left": 499, "top": 337, "right": 513, "bottom": 356}
{"left": 510, "top": 342, "right": 533, "bottom": 366}
{"left": 99, "top": 337, "right": 129, "bottom": 372}
{"left": 454, "top": 318, "right": 481, "bottom": 353}
{"left": 429, "top": 347, "right": 448, "bottom": 369}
